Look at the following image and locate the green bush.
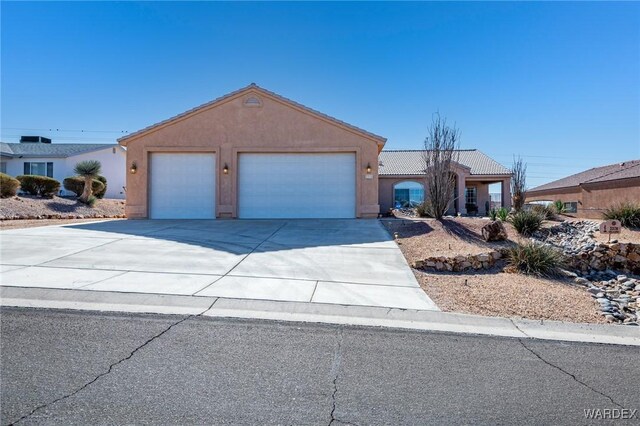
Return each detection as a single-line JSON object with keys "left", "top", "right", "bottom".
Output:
{"left": 506, "top": 241, "right": 566, "bottom": 277}
{"left": 0, "top": 173, "right": 20, "bottom": 198}
{"left": 489, "top": 208, "right": 498, "bottom": 221}
{"left": 86, "top": 195, "right": 98, "bottom": 207}
{"left": 603, "top": 201, "right": 640, "bottom": 229}
{"left": 496, "top": 207, "right": 509, "bottom": 221}
{"left": 530, "top": 204, "right": 555, "bottom": 220}
{"left": 63, "top": 176, "right": 105, "bottom": 198}
{"left": 553, "top": 200, "right": 566, "bottom": 214}
{"left": 509, "top": 210, "right": 543, "bottom": 236}
{"left": 16, "top": 175, "right": 60, "bottom": 197}
{"left": 95, "top": 175, "right": 107, "bottom": 198}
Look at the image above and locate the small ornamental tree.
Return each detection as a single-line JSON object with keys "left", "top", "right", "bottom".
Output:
{"left": 74, "top": 160, "right": 102, "bottom": 204}
{"left": 422, "top": 114, "right": 460, "bottom": 220}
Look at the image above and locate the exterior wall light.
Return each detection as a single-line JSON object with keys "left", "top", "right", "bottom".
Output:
{"left": 223, "top": 163, "right": 229, "bottom": 174}
{"left": 366, "top": 163, "right": 372, "bottom": 173}
{"left": 130, "top": 162, "right": 137, "bottom": 174}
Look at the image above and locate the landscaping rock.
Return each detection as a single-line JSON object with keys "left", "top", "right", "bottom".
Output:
{"left": 481, "top": 220, "right": 508, "bottom": 242}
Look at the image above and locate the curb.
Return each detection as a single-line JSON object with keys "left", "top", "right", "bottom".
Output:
{"left": 1, "top": 286, "right": 639, "bottom": 346}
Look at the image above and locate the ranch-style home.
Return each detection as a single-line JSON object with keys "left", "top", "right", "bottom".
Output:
{"left": 1, "top": 137, "right": 127, "bottom": 199}
{"left": 118, "top": 84, "right": 511, "bottom": 219}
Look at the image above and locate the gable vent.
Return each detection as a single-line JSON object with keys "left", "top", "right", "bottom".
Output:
{"left": 243, "top": 96, "right": 262, "bottom": 107}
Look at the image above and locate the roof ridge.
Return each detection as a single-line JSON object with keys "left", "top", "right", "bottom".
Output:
{"left": 582, "top": 161, "right": 640, "bottom": 184}
{"left": 118, "top": 83, "right": 387, "bottom": 145}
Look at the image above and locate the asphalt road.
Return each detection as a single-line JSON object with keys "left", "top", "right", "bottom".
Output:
{"left": 1, "top": 308, "right": 638, "bottom": 425}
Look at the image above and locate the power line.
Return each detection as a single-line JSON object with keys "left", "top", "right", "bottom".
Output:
{"left": 1, "top": 127, "right": 129, "bottom": 134}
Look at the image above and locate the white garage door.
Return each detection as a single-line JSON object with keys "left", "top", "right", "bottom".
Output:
{"left": 149, "top": 153, "right": 216, "bottom": 219}
{"left": 238, "top": 153, "right": 356, "bottom": 219}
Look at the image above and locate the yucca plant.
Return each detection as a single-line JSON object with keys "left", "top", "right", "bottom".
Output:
{"left": 74, "top": 160, "right": 102, "bottom": 204}
{"left": 509, "top": 210, "right": 543, "bottom": 236}
{"left": 603, "top": 202, "right": 640, "bottom": 229}
{"left": 506, "top": 241, "right": 566, "bottom": 277}
{"left": 496, "top": 207, "right": 509, "bottom": 221}
{"left": 489, "top": 208, "right": 498, "bottom": 221}
{"left": 553, "top": 200, "right": 566, "bottom": 215}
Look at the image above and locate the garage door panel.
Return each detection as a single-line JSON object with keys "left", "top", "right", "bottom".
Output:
{"left": 238, "top": 153, "right": 355, "bottom": 219}
{"left": 150, "top": 153, "right": 215, "bottom": 219}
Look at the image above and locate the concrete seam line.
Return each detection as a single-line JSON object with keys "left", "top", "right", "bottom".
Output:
{"left": 5, "top": 298, "right": 218, "bottom": 426}
{"left": 515, "top": 338, "right": 626, "bottom": 409}
{"left": 75, "top": 270, "right": 130, "bottom": 290}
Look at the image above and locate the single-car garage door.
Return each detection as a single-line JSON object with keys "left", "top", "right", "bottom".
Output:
{"left": 149, "top": 153, "right": 216, "bottom": 219}
{"left": 238, "top": 153, "right": 356, "bottom": 219}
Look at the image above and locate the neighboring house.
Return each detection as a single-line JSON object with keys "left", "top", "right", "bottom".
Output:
{"left": 1, "top": 136, "right": 126, "bottom": 199}
{"left": 118, "top": 84, "right": 511, "bottom": 219}
{"left": 526, "top": 160, "right": 640, "bottom": 219}
{"left": 378, "top": 150, "right": 512, "bottom": 215}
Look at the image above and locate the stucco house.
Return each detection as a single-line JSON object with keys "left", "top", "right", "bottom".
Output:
{"left": 526, "top": 160, "right": 640, "bottom": 219}
{"left": 1, "top": 136, "right": 127, "bottom": 199}
{"left": 118, "top": 84, "right": 511, "bottom": 219}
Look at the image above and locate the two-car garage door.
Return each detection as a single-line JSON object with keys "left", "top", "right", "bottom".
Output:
{"left": 238, "top": 153, "right": 356, "bottom": 219}
{"left": 149, "top": 152, "right": 355, "bottom": 219}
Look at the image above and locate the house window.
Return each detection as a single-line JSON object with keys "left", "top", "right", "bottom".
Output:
{"left": 465, "top": 187, "right": 477, "bottom": 205}
{"left": 393, "top": 181, "right": 425, "bottom": 208}
{"left": 564, "top": 202, "right": 578, "bottom": 213}
{"left": 23, "top": 162, "right": 53, "bottom": 178}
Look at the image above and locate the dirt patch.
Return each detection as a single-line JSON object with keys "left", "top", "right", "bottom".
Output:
{"left": 0, "top": 195, "right": 125, "bottom": 220}
{"left": 381, "top": 217, "right": 519, "bottom": 262}
{"left": 0, "top": 218, "right": 119, "bottom": 230}
{"left": 418, "top": 269, "right": 605, "bottom": 323}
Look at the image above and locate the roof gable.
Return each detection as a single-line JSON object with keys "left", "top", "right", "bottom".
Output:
{"left": 118, "top": 83, "right": 387, "bottom": 147}
{"left": 529, "top": 159, "right": 640, "bottom": 192}
{"left": 378, "top": 150, "right": 511, "bottom": 176}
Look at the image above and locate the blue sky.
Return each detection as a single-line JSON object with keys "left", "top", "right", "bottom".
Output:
{"left": 2, "top": 1, "right": 639, "bottom": 188}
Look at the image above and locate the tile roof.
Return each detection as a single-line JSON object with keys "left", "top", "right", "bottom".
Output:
{"left": 378, "top": 150, "right": 511, "bottom": 176}
{"left": 118, "top": 83, "right": 387, "bottom": 145}
{"left": 0, "top": 142, "right": 119, "bottom": 158}
{"left": 529, "top": 159, "right": 640, "bottom": 192}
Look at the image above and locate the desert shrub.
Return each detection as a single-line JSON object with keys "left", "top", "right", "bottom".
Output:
{"left": 489, "top": 208, "right": 498, "bottom": 221}
{"left": 95, "top": 175, "right": 107, "bottom": 198}
{"left": 553, "top": 200, "right": 566, "bottom": 214}
{"left": 86, "top": 195, "right": 98, "bottom": 207}
{"left": 63, "top": 176, "right": 105, "bottom": 198}
{"left": 16, "top": 175, "right": 60, "bottom": 197}
{"left": 509, "top": 210, "right": 543, "bottom": 236}
{"left": 0, "top": 173, "right": 20, "bottom": 198}
{"left": 603, "top": 202, "right": 640, "bottom": 229}
{"left": 506, "top": 241, "right": 565, "bottom": 277}
{"left": 415, "top": 201, "right": 433, "bottom": 218}
{"left": 496, "top": 207, "right": 509, "bottom": 221}
{"left": 530, "top": 204, "right": 555, "bottom": 220}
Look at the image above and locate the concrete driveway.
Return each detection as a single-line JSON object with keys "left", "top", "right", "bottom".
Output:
{"left": 0, "top": 219, "right": 437, "bottom": 310}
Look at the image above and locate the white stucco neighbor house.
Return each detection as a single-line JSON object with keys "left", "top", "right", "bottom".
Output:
{"left": 1, "top": 136, "right": 126, "bottom": 199}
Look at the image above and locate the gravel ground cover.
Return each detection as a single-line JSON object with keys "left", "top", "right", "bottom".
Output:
{"left": 0, "top": 195, "right": 125, "bottom": 220}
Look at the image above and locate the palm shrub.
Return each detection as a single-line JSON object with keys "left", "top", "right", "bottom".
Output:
{"left": 553, "top": 200, "right": 566, "bottom": 215}
{"left": 63, "top": 176, "right": 105, "bottom": 198}
{"left": 509, "top": 210, "right": 543, "bottom": 236}
{"left": 506, "top": 241, "right": 566, "bottom": 277}
{"left": 489, "top": 208, "right": 498, "bottom": 221}
{"left": 0, "top": 173, "right": 20, "bottom": 197}
{"left": 603, "top": 202, "right": 640, "bottom": 229}
{"left": 16, "top": 175, "right": 60, "bottom": 197}
{"left": 74, "top": 160, "right": 102, "bottom": 204}
{"left": 95, "top": 175, "right": 107, "bottom": 198}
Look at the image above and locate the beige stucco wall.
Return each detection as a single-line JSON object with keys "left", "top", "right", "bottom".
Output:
{"left": 527, "top": 178, "right": 639, "bottom": 219}
{"left": 121, "top": 89, "right": 382, "bottom": 218}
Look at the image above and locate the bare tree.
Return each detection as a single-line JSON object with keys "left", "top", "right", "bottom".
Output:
{"left": 422, "top": 114, "right": 460, "bottom": 220}
{"left": 511, "top": 156, "right": 527, "bottom": 212}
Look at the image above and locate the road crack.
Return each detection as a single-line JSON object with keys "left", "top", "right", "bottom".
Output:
{"left": 6, "top": 300, "right": 218, "bottom": 426}
{"left": 327, "top": 327, "right": 358, "bottom": 426}
{"left": 516, "top": 337, "right": 625, "bottom": 409}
